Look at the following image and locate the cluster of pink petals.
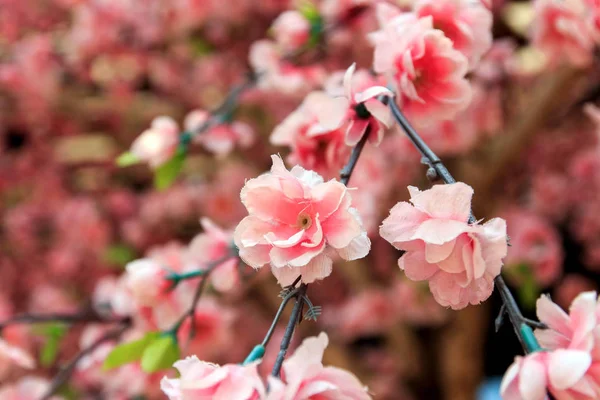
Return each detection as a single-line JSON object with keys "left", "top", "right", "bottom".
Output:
{"left": 503, "top": 209, "right": 564, "bottom": 287}
{"left": 130, "top": 116, "right": 180, "bottom": 168}
{"left": 187, "top": 218, "right": 240, "bottom": 293}
{"left": 124, "top": 257, "right": 172, "bottom": 307}
{"left": 531, "top": 0, "right": 596, "bottom": 67}
{"left": 370, "top": 4, "right": 472, "bottom": 126}
{"left": 185, "top": 110, "right": 255, "bottom": 157}
{"left": 271, "top": 11, "right": 311, "bottom": 53}
{"left": 234, "top": 155, "right": 370, "bottom": 286}
{"left": 268, "top": 333, "right": 372, "bottom": 400}
{"left": 0, "top": 376, "right": 60, "bottom": 400}
{"left": 311, "top": 63, "right": 393, "bottom": 146}
{"left": 380, "top": 183, "right": 508, "bottom": 309}
{"left": 0, "top": 338, "right": 35, "bottom": 376}
{"left": 271, "top": 93, "right": 350, "bottom": 178}
{"left": 413, "top": 0, "right": 493, "bottom": 69}
{"left": 161, "top": 357, "right": 266, "bottom": 400}
{"left": 249, "top": 40, "right": 325, "bottom": 96}
{"left": 501, "top": 292, "right": 600, "bottom": 399}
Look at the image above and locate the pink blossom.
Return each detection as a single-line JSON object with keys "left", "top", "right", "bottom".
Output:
{"left": 124, "top": 258, "right": 171, "bottom": 307}
{"left": 187, "top": 218, "right": 240, "bottom": 293}
{"left": 413, "top": 0, "right": 493, "bottom": 69}
{"left": 0, "top": 376, "right": 61, "bottom": 400}
{"left": 370, "top": 8, "right": 472, "bottom": 126}
{"left": 234, "top": 155, "right": 370, "bottom": 286}
{"left": 271, "top": 11, "right": 311, "bottom": 52}
{"left": 500, "top": 350, "right": 595, "bottom": 400}
{"left": 267, "top": 333, "right": 371, "bottom": 400}
{"left": 531, "top": 0, "right": 595, "bottom": 67}
{"left": 271, "top": 94, "right": 350, "bottom": 178}
{"left": 502, "top": 209, "right": 563, "bottom": 287}
{"left": 0, "top": 339, "right": 35, "bottom": 376}
{"left": 311, "top": 63, "right": 393, "bottom": 146}
{"left": 185, "top": 110, "right": 255, "bottom": 157}
{"left": 380, "top": 183, "right": 508, "bottom": 309}
{"left": 130, "top": 116, "right": 180, "bottom": 168}
{"left": 161, "top": 357, "right": 265, "bottom": 400}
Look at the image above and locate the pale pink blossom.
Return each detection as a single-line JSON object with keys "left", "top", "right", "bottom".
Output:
{"left": 0, "top": 376, "right": 61, "bottom": 400}
{"left": 161, "top": 357, "right": 265, "bottom": 400}
{"left": 311, "top": 63, "right": 393, "bottom": 146}
{"left": 413, "top": 0, "right": 493, "bottom": 69}
{"left": 503, "top": 209, "right": 563, "bottom": 287}
{"left": 380, "top": 183, "right": 508, "bottom": 309}
{"left": 271, "top": 11, "right": 311, "bottom": 52}
{"left": 267, "top": 333, "right": 371, "bottom": 400}
{"left": 187, "top": 218, "right": 240, "bottom": 293}
{"left": 0, "top": 339, "right": 35, "bottom": 376}
{"left": 184, "top": 110, "right": 255, "bottom": 157}
{"left": 234, "top": 155, "right": 370, "bottom": 286}
{"left": 531, "top": 0, "right": 595, "bottom": 67}
{"left": 500, "top": 349, "right": 595, "bottom": 400}
{"left": 271, "top": 95, "right": 350, "bottom": 178}
{"left": 370, "top": 7, "right": 472, "bottom": 126}
{"left": 130, "top": 116, "right": 180, "bottom": 168}
{"left": 124, "top": 258, "right": 171, "bottom": 307}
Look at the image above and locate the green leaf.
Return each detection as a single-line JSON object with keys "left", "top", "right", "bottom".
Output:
{"left": 103, "top": 332, "right": 160, "bottom": 370}
{"left": 153, "top": 150, "right": 186, "bottom": 191}
{"left": 103, "top": 244, "right": 137, "bottom": 268}
{"left": 34, "top": 323, "right": 67, "bottom": 367}
{"left": 140, "top": 335, "right": 180, "bottom": 373}
{"left": 515, "top": 264, "right": 540, "bottom": 311}
{"left": 116, "top": 151, "right": 140, "bottom": 167}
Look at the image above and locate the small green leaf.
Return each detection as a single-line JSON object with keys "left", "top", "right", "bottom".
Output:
{"left": 140, "top": 335, "right": 180, "bottom": 373}
{"left": 154, "top": 150, "right": 186, "bottom": 191}
{"left": 103, "top": 244, "right": 137, "bottom": 268}
{"left": 34, "top": 323, "right": 67, "bottom": 367}
{"left": 515, "top": 264, "right": 540, "bottom": 311}
{"left": 116, "top": 151, "right": 140, "bottom": 167}
{"left": 103, "top": 332, "right": 160, "bottom": 370}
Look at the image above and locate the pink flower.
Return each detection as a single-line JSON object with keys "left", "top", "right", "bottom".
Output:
{"left": 271, "top": 11, "right": 311, "bottom": 52}
{"left": 500, "top": 349, "right": 595, "bottom": 400}
{"left": 413, "top": 0, "right": 493, "bottom": 69}
{"left": 0, "top": 339, "right": 35, "bottom": 375}
{"left": 124, "top": 258, "right": 171, "bottom": 307}
{"left": 234, "top": 155, "right": 370, "bottom": 286}
{"left": 531, "top": 0, "right": 594, "bottom": 67}
{"left": 130, "top": 116, "right": 180, "bottom": 168}
{"left": 0, "top": 376, "right": 60, "bottom": 400}
{"left": 370, "top": 7, "right": 472, "bottom": 126}
{"left": 271, "top": 94, "right": 350, "bottom": 178}
{"left": 185, "top": 110, "right": 255, "bottom": 157}
{"left": 267, "top": 333, "right": 371, "bottom": 400}
{"left": 502, "top": 209, "right": 563, "bottom": 287}
{"left": 379, "top": 183, "right": 508, "bottom": 309}
{"left": 187, "top": 218, "right": 240, "bottom": 293}
{"left": 161, "top": 357, "right": 265, "bottom": 400}
{"left": 312, "top": 63, "right": 393, "bottom": 146}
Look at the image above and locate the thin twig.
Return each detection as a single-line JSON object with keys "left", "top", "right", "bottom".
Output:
{"left": 271, "top": 284, "right": 308, "bottom": 377}
{"left": 389, "top": 99, "right": 541, "bottom": 353}
{"left": 42, "top": 320, "right": 132, "bottom": 400}
{"left": 340, "top": 126, "right": 370, "bottom": 186}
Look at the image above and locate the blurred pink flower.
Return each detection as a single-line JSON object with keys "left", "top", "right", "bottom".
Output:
{"left": 271, "top": 11, "right": 311, "bottom": 52}
{"left": 130, "top": 116, "right": 180, "bottom": 168}
{"left": 271, "top": 93, "right": 350, "bottom": 178}
{"left": 501, "top": 349, "right": 594, "bottom": 400}
{"left": 311, "top": 63, "right": 393, "bottom": 146}
{"left": 503, "top": 209, "right": 563, "bottom": 287}
{"left": 531, "top": 0, "right": 594, "bottom": 67}
{"left": 267, "top": 333, "right": 371, "bottom": 400}
{"left": 555, "top": 275, "right": 597, "bottom": 310}
{"left": 187, "top": 218, "right": 240, "bottom": 293}
{"left": 380, "top": 183, "right": 507, "bottom": 309}
{"left": 370, "top": 7, "right": 472, "bottom": 126}
{"left": 124, "top": 258, "right": 171, "bottom": 307}
{"left": 185, "top": 110, "right": 254, "bottom": 157}
{"left": 413, "top": 0, "right": 493, "bottom": 69}
{"left": 234, "top": 155, "right": 370, "bottom": 286}
{"left": 0, "top": 339, "right": 35, "bottom": 376}
{"left": 161, "top": 357, "right": 265, "bottom": 400}
{"left": 0, "top": 376, "right": 60, "bottom": 400}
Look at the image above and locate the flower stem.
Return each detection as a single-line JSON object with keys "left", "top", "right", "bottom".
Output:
{"left": 271, "top": 284, "right": 308, "bottom": 377}
{"left": 340, "top": 126, "right": 371, "bottom": 186}
{"left": 389, "top": 99, "right": 541, "bottom": 354}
